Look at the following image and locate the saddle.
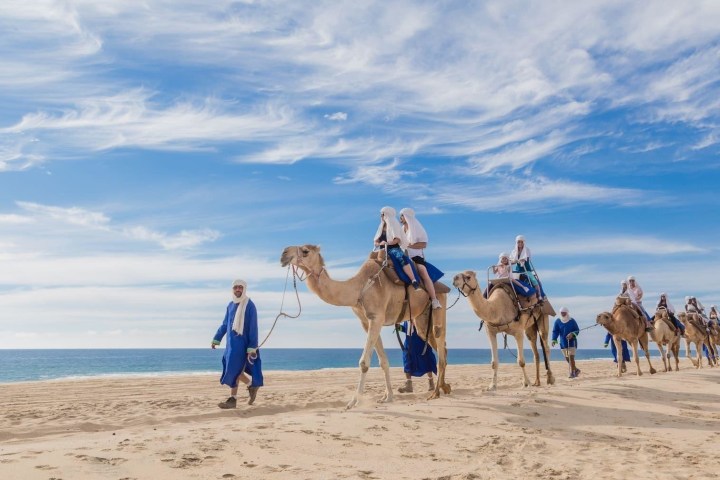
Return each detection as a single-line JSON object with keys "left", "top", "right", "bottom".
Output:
{"left": 686, "top": 312, "right": 708, "bottom": 333}
{"left": 368, "top": 250, "right": 450, "bottom": 294}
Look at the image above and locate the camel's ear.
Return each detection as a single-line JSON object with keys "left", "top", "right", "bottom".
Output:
{"left": 306, "top": 244, "right": 320, "bottom": 252}
{"left": 467, "top": 270, "right": 476, "bottom": 278}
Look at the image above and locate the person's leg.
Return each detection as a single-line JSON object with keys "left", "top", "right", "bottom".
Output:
{"left": 427, "top": 372, "right": 435, "bottom": 391}
{"left": 417, "top": 264, "right": 437, "bottom": 299}
{"left": 399, "top": 372, "right": 413, "bottom": 393}
{"left": 569, "top": 355, "right": 578, "bottom": 377}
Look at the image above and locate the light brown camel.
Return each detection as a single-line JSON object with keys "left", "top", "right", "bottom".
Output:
{"left": 452, "top": 271, "right": 555, "bottom": 391}
{"left": 596, "top": 298, "right": 657, "bottom": 377}
{"left": 677, "top": 312, "right": 713, "bottom": 368}
{"left": 280, "top": 245, "right": 451, "bottom": 408}
{"left": 651, "top": 308, "right": 681, "bottom": 372}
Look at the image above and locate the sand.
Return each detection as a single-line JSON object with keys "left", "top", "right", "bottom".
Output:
{"left": 1, "top": 358, "right": 719, "bottom": 480}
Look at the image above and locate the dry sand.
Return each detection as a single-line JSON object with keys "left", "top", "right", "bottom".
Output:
{"left": 1, "top": 358, "right": 719, "bottom": 480}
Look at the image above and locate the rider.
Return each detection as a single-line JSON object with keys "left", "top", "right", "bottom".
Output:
{"left": 510, "top": 235, "right": 543, "bottom": 302}
{"left": 493, "top": 252, "right": 535, "bottom": 297}
{"left": 374, "top": 206, "right": 420, "bottom": 290}
{"left": 622, "top": 277, "right": 653, "bottom": 332}
{"left": 656, "top": 293, "right": 685, "bottom": 336}
{"left": 399, "top": 207, "right": 443, "bottom": 309}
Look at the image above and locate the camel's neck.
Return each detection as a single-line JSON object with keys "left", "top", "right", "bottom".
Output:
{"left": 305, "top": 261, "right": 378, "bottom": 307}
{"left": 467, "top": 287, "right": 516, "bottom": 324}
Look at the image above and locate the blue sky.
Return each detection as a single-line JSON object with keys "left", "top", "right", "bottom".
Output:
{"left": 1, "top": 1, "right": 719, "bottom": 350}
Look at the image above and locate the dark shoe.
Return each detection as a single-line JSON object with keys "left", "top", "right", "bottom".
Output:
{"left": 645, "top": 327, "right": 653, "bottom": 332}
{"left": 218, "top": 396, "right": 237, "bottom": 409}
{"left": 574, "top": 368, "right": 581, "bottom": 377}
{"left": 412, "top": 281, "right": 420, "bottom": 290}
{"left": 398, "top": 379, "right": 413, "bottom": 393}
{"left": 247, "top": 386, "right": 259, "bottom": 405}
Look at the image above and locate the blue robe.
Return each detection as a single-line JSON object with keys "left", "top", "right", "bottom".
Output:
{"left": 400, "top": 322, "right": 437, "bottom": 377}
{"left": 213, "top": 300, "right": 264, "bottom": 388}
{"left": 552, "top": 318, "right": 579, "bottom": 349}
{"left": 605, "top": 333, "right": 630, "bottom": 362}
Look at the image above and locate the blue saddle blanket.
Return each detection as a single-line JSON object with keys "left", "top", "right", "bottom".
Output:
{"left": 388, "top": 254, "right": 444, "bottom": 285}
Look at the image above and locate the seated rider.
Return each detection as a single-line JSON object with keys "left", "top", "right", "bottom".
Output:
{"left": 625, "top": 276, "right": 654, "bottom": 332}
{"left": 618, "top": 280, "right": 653, "bottom": 332}
{"left": 374, "top": 206, "right": 420, "bottom": 290}
{"left": 510, "top": 235, "right": 544, "bottom": 301}
{"left": 656, "top": 293, "right": 685, "bottom": 336}
{"left": 399, "top": 208, "right": 443, "bottom": 309}
{"left": 493, "top": 252, "right": 535, "bottom": 297}
{"left": 710, "top": 305, "right": 719, "bottom": 326}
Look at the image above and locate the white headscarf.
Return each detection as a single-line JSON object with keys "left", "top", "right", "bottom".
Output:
{"left": 374, "top": 206, "right": 407, "bottom": 249}
{"left": 510, "top": 235, "right": 530, "bottom": 264}
{"left": 656, "top": 293, "right": 675, "bottom": 314}
{"left": 231, "top": 279, "right": 250, "bottom": 335}
{"left": 399, "top": 208, "right": 428, "bottom": 244}
{"left": 498, "top": 252, "right": 510, "bottom": 262}
{"left": 559, "top": 306, "right": 570, "bottom": 323}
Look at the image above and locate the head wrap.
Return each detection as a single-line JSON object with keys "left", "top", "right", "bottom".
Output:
{"left": 559, "top": 306, "right": 570, "bottom": 322}
{"left": 515, "top": 235, "right": 525, "bottom": 242}
{"left": 231, "top": 279, "right": 250, "bottom": 335}
{"left": 399, "top": 207, "right": 428, "bottom": 245}
{"left": 656, "top": 293, "right": 675, "bottom": 313}
{"left": 620, "top": 280, "right": 627, "bottom": 286}
{"left": 560, "top": 307, "right": 569, "bottom": 314}
{"left": 498, "top": 252, "right": 510, "bottom": 262}
{"left": 627, "top": 275, "right": 635, "bottom": 282}
{"left": 374, "top": 206, "right": 407, "bottom": 249}
{"left": 685, "top": 296, "right": 691, "bottom": 303}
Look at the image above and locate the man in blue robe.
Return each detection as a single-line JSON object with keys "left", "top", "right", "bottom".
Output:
{"left": 604, "top": 332, "right": 630, "bottom": 373}
{"left": 212, "top": 279, "right": 263, "bottom": 408}
{"left": 396, "top": 321, "right": 437, "bottom": 393}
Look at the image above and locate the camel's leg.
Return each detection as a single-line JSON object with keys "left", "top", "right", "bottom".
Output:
{"left": 515, "top": 333, "right": 531, "bottom": 387}
{"left": 347, "top": 320, "right": 383, "bottom": 409}
{"left": 526, "top": 326, "right": 541, "bottom": 387}
{"left": 613, "top": 337, "right": 624, "bottom": 377}
{"left": 640, "top": 336, "right": 656, "bottom": 374}
{"left": 696, "top": 342, "right": 703, "bottom": 369}
{"left": 672, "top": 342, "right": 680, "bottom": 371}
{"left": 487, "top": 332, "right": 499, "bottom": 391}
{"left": 373, "top": 336, "right": 393, "bottom": 404}
{"left": 539, "top": 317, "right": 555, "bottom": 385}
{"left": 631, "top": 340, "right": 642, "bottom": 376}
{"left": 685, "top": 338, "right": 698, "bottom": 368}
{"left": 433, "top": 302, "right": 451, "bottom": 396}
{"left": 656, "top": 341, "right": 668, "bottom": 372}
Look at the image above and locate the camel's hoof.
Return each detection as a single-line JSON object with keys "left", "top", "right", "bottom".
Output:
{"left": 377, "top": 395, "right": 393, "bottom": 404}
{"left": 345, "top": 397, "right": 359, "bottom": 410}
{"left": 427, "top": 390, "right": 440, "bottom": 400}
{"left": 522, "top": 381, "right": 530, "bottom": 388}
{"left": 650, "top": 368, "right": 657, "bottom": 375}
{"left": 486, "top": 384, "right": 497, "bottom": 392}
{"left": 547, "top": 374, "right": 556, "bottom": 385}
{"left": 532, "top": 380, "right": 541, "bottom": 387}
{"left": 637, "top": 371, "right": 643, "bottom": 376}
{"left": 441, "top": 383, "right": 451, "bottom": 395}
{"left": 616, "top": 373, "right": 622, "bottom": 378}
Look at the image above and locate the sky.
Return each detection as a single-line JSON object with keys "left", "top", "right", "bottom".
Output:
{"left": 1, "top": 0, "right": 719, "bottom": 351}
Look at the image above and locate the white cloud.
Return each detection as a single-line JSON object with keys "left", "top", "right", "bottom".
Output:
{"left": 14, "top": 201, "right": 219, "bottom": 251}
{"left": 324, "top": 112, "right": 347, "bottom": 121}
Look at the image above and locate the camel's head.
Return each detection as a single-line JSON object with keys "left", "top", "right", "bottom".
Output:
{"left": 596, "top": 311, "right": 613, "bottom": 327}
{"left": 280, "top": 244, "right": 324, "bottom": 273}
{"left": 655, "top": 308, "right": 668, "bottom": 320}
{"left": 453, "top": 270, "right": 479, "bottom": 295}
{"left": 677, "top": 311, "right": 687, "bottom": 325}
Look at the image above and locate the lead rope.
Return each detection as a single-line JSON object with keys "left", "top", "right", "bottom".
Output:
{"left": 247, "top": 265, "right": 303, "bottom": 365}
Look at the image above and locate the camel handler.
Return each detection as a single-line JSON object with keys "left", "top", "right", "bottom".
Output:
{"left": 551, "top": 307, "right": 580, "bottom": 378}
{"left": 604, "top": 332, "right": 630, "bottom": 372}
{"left": 211, "top": 279, "right": 263, "bottom": 409}
{"left": 395, "top": 321, "right": 437, "bottom": 393}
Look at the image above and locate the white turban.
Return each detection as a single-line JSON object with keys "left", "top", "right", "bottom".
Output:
{"left": 399, "top": 208, "right": 428, "bottom": 245}
{"left": 685, "top": 296, "right": 691, "bottom": 302}
{"left": 374, "top": 206, "right": 407, "bottom": 249}
{"left": 620, "top": 280, "right": 627, "bottom": 286}
{"left": 231, "top": 279, "right": 250, "bottom": 335}
{"left": 515, "top": 235, "right": 525, "bottom": 242}
{"left": 627, "top": 275, "right": 635, "bottom": 281}
{"left": 498, "top": 252, "right": 510, "bottom": 261}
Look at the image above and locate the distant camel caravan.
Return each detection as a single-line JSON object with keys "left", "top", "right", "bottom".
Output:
{"left": 281, "top": 244, "right": 451, "bottom": 409}
{"left": 452, "top": 271, "right": 555, "bottom": 390}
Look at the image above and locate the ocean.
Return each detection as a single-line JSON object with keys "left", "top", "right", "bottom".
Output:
{"left": 0, "top": 348, "right": 617, "bottom": 384}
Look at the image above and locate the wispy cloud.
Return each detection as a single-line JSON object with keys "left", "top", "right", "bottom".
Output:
{"left": 15, "top": 201, "right": 219, "bottom": 250}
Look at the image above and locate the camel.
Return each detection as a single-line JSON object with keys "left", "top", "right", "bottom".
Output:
{"left": 677, "top": 312, "right": 714, "bottom": 368}
{"left": 280, "top": 245, "right": 451, "bottom": 408}
{"left": 651, "top": 308, "right": 681, "bottom": 372}
{"left": 596, "top": 297, "right": 657, "bottom": 377}
{"left": 452, "top": 271, "right": 555, "bottom": 391}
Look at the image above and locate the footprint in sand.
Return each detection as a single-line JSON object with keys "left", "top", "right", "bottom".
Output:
{"left": 34, "top": 464, "right": 57, "bottom": 470}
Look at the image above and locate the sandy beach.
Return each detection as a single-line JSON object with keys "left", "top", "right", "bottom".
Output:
{"left": 1, "top": 358, "right": 719, "bottom": 480}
